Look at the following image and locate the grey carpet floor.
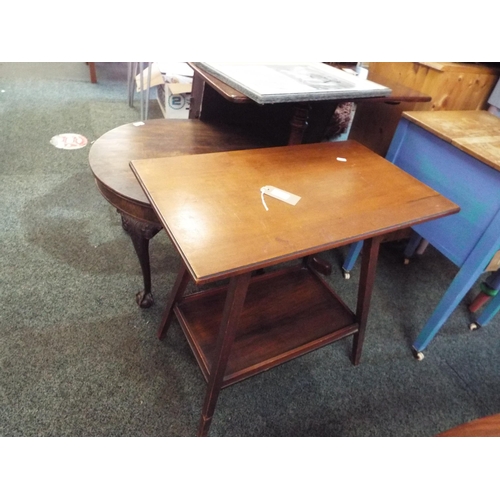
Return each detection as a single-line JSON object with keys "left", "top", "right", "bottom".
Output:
{"left": 1, "top": 62, "right": 500, "bottom": 437}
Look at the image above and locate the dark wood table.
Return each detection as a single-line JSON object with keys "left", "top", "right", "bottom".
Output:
{"left": 88, "top": 119, "right": 275, "bottom": 307}
{"left": 130, "top": 140, "right": 458, "bottom": 436}
{"left": 188, "top": 62, "right": 431, "bottom": 146}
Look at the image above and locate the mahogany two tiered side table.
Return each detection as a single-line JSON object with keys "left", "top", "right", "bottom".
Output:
{"left": 130, "top": 140, "right": 458, "bottom": 436}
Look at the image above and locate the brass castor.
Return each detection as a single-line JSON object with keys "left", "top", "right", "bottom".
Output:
{"left": 412, "top": 348, "right": 424, "bottom": 361}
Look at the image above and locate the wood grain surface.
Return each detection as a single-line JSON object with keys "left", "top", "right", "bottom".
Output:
{"left": 403, "top": 110, "right": 500, "bottom": 171}
{"left": 438, "top": 413, "right": 500, "bottom": 437}
{"left": 130, "top": 140, "right": 459, "bottom": 284}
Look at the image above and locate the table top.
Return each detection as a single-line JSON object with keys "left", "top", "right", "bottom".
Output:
{"left": 130, "top": 141, "right": 458, "bottom": 285}
{"left": 193, "top": 63, "right": 391, "bottom": 104}
{"left": 402, "top": 110, "right": 500, "bottom": 172}
{"left": 88, "top": 119, "right": 275, "bottom": 206}
{"left": 190, "top": 63, "right": 431, "bottom": 105}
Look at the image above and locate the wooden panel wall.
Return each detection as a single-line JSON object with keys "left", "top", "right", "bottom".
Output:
{"left": 349, "top": 62, "right": 500, "bottom": 156}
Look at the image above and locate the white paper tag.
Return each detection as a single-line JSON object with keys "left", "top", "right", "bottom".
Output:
{"left": 260, "top": 185, "right": 301, "bottom": 205}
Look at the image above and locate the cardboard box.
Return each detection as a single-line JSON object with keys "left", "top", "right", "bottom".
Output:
{"left": 157, "top": 82, "right": 192, "bottom": 119}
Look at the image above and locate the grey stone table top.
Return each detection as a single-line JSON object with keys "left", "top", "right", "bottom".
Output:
{"left": 196, "top": 62, "right": 391, "bottom": 104}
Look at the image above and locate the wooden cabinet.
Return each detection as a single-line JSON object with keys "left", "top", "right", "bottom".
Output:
{"left": 349, "top": 62, "right": 500, "bottom": 156}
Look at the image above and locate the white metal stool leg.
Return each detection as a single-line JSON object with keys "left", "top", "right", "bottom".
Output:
{"left": 128, "top": 62, "right": 138, "bottom": 107}
{"left": 144, "top": 63, "right": 152, "bottom": 121}
{"left": 128, "top": 62, "right": 152, "bottom": 121}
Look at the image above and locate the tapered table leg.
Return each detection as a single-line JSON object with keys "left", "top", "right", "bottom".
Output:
{"left": 352, "top": 236, "right": 382, "bottom": 365}
{"left": 157, "top": 263, "right": 191, "bottom": 340}
{"left": 198, "top": 272, "right": 251, "bottom": 437}
{"left": 88, "top": 62, "right": 97, "bottom": 83}
{"left": 120, "top": 212, "right": 162, "bottom": 308}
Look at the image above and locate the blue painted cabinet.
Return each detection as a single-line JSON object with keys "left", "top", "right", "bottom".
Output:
{"left": 344, "top": 111, "right": 500, "bottom": 357}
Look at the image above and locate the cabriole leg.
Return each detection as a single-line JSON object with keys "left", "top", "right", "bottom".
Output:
{"left": 120, "top": 212, "right": 162, "bottom": 308}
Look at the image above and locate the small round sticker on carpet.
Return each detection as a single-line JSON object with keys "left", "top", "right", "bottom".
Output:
{"left": 50, "top": 133, "right": 88, "bottom": 150}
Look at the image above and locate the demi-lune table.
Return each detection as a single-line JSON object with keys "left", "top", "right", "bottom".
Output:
{"left": 130, "top": 140, "right": 458, "bottom": 436}
{"left": 88, "top": 119, "right": 274, "bottom": 307}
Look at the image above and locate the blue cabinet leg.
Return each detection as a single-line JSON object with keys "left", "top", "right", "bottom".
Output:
{"left": 474, "top": 276, "right": 500, "bottom": 328}
{"left": 412, "top": 229, "right": 500, "bottom": 353}
{"left": 412, "top": 263, "right": 486, "bottom": 353}
{"left": 342, "top": 241, "right": 364, "bottom": 279}
{"left": 404, "top": 231, "right": 423, "bottom": 264}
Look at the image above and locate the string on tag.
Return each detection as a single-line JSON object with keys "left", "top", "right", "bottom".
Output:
{"left": 260, "top": 189, "right": 269, "bottom": 211}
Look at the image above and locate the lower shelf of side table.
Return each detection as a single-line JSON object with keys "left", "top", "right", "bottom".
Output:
{"left": 175, "top": 265, "right": 358, "bottom": 388}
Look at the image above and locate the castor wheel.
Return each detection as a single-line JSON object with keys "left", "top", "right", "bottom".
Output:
{"left": 469, "top": 322, "right": 480, "bottom": 331}
{"left": 342, "top": 268, "right": 351, "bottom": 280}
{"left": 136, "top": 290, "right": 154, "bottom": 308}
{"left": 412, "top": 348, "right": 424, "bottom": 361}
